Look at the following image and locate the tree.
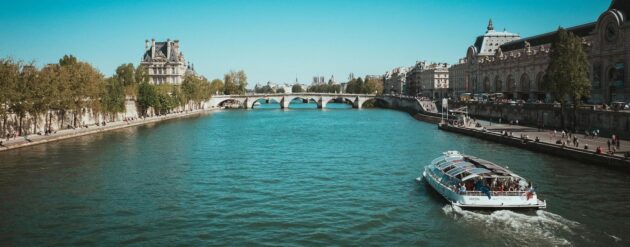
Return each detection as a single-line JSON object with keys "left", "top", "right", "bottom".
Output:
{"left": 364, "top": 77, "right": 384, "bottom": 95}
{"left": 0, "top": 58, "right": 21, "bottom": 136}
{"left": 137, "top": 82, "right": 158, "bottom": 117}
{"left": 39, "top": 64, "right": 62, "bottom": 133}
{"left": 182, "top": 75, "right": 211, "bottom": 109}
{"left": 59, "top": 55, "right": 77, "bottom": 66}
{"left": 58, "top": 56, "right": 104, "bottom": 128}
{"left": 101, "top": 77, "right": 126, "bottom": 121}
{"left": 209, "top": 79, "right": 224, "bottom": 95}
{"left": 292, "top": 84, "right": 305, "bottom": 93}
{"left": 115, "top": 63, "right": 136, "bottom": 86}
{"left": 24, "top": 64, "right": 51, "bottom": 134}
{"left": 223, "top": 70, "right": 247, "bottom": 95}
{"left": 10, "top": 63, "right": 34, "bottom": 136}
{"left": 544, "top": 28, "right": 590, "bottom": 130}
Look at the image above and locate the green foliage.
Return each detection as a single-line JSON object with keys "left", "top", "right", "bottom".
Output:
{"left": 344, "top": 77, "right": 382, "bottom": 94}
{"left": 102, "top": 77, "right": 126, "bottom": 115}
{"left": 544, "top": 28, "right": 591, "bottom": 129}
{"left": 182, "top": 74, "right": 211, "bottom": 107}
{"left": 209, "top": 79, "right": 224, "bottom": 95}
{"left": 59, "top": 55, "right": 77, "bottom": 66}
{"left": 364, "top": 77, "right": 384, "bottom": 95}
{"left": 544, "top": 28, "right": 591, "bottom": 104}
{"left": 254, "top": 84, "right": 275, "bottom": 94}
{"left": 307, "top": 84, "right": 341, "bottom": 93}
{"left": 115, "top": 63, "right": 136, "bottom": 86}
{"left": 137, "top": 82, "right": 158, "bottom": 116}
{"left": 223, "top": 70, "right": 247, "bottom": 95}
{"left": 292, "top": 84, "right": 305, "bottom": 93}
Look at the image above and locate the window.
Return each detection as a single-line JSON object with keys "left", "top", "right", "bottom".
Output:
{"left": 609, "top": 63, "right": 625, "bottom": 88}
{"left": 593, "top": 64, "right": 601, "bottom": 89}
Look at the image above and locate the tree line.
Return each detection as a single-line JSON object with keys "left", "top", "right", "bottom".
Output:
{"left": 0, "top": 55, "right": 247, "bottom": 137}
{"left": 304, "top": 77, "right": 383, "bottom": 94}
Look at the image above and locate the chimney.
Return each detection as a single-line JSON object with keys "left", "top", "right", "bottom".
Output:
{"left": 151, "top": 38, "right": 156, "bottom": 58}
{"left": 145, "top": 39, "right": 149, "bottom": 50}
{"left": 167, "top": 38, "right": 171, "bottom": 59}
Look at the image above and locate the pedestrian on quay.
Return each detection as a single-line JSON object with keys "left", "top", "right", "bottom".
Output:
{"left": 616, "top": 135, "right": 621, "bottom": 149}
{"left": 575, "top": 139, "right": 579, "bottom": 148}
{"left": 608, "top": 139, "right": 611, "bottom": 150}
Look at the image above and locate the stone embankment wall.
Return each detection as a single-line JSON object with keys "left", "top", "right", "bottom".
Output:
{"left": 451, "top": 102, "right": 630, "bottom": 139}
{"left": 378, "top": 96, "right": 442, "bottom": 123}
{"left": 1, "top": 97, "right": 209, "bottom": 136}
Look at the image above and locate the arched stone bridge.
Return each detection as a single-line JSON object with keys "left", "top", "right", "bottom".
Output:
{"left": 208, "top": 93, "right": 376, "bottom": 109}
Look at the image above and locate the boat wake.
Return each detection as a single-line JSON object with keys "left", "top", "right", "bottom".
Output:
{"left": 442, "top": 205, "right": 582, "bottom": 246}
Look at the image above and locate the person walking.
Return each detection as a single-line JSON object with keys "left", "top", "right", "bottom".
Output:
{"left": 616, "top": 135, "right": 621, "bottom": 149}
{"left": 608, "top": 139, "right": 611, "bottom": 151}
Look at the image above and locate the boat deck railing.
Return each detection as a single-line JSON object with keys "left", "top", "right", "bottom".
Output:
{"left": 462, "top": 191, "right": 530, "bottom": 197}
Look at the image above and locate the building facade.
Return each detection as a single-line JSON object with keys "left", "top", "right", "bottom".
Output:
{"left": 384, "top": 67, "right": 410, "bottom": 95}
{"left": 406, "top": 61, "right": 426, "bottom": 97}
{"left": 141, "top": 39, "right": 194, "bottom": 85}
{"left": 420, "top": 63, "right": 450, "bottom": 99}
{"left": 449, "top": 59, "right": 468, "bottom": 98}
{"left": 456, "top": 0, "right": 630, "bottom": 104}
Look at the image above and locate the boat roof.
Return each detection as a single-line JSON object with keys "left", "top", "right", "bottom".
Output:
{"left": 464, "top": 156, "right": 519, "bottom": 178}
{"left": 430, "top": 152, "right": 522, "bottom": 181}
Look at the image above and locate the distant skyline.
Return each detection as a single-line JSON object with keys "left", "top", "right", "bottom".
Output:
{"left": 0, "top": 0, "right": 610, "bottom": 87}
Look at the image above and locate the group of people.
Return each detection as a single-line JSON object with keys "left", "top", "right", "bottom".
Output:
{"left": 455, "top": 177, "right": 531, "bottom": 195}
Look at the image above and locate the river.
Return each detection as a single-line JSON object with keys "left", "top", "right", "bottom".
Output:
{"left": 0, "top": 102, "right": 629, "bottom": 246}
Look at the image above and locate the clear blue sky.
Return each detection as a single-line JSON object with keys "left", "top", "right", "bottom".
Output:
{"left": 0, "top": 0, "right": 610, "bottom": 86}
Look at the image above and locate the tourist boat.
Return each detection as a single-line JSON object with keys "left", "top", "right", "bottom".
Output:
{"left": 420, "top": 151, "right": 546, "bottom": 209}
{"left": 253, "top": 102, "right": 261, "bottom": 106}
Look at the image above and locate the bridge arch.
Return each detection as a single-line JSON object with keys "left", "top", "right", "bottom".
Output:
{"left": 216, "top": 98, "right": 245, "bottom": 108}
{"left": 249, "top": 96, "right": 284, "bottom": 108}
{"left": 284, "top": 95, "right": 320, "bottom": 106}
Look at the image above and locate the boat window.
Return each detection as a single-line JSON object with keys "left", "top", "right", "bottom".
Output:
{"left": 446, "top": 167, "right": 467, "bottom": 176}
{"left": 468, "top": 168, "right": 491, "bottom": 175}
{"left": 443, "top": 165, "right": 456, "bottom": 173}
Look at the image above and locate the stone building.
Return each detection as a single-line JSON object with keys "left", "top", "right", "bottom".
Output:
{"left": 449, "top": 59, "right": 468, "bottom": 98}
{"left": 141, "top": 39, "right": 194, "bottom": 85}
{"left": 456, "top": 0, "right": 630, "bottom": 103}
{"left": 384, "top": 67, "right": 410, "bottom": 95}
{"left": 420, "top": 63, "right": 450, "bottom": 99}
{"left": 406, "top": 61, "right": 427, "bottom": 97}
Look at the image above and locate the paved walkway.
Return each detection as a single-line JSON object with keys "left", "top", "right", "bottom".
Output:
{"left": 460, "top": 120, "right": 629, "bottom": 158}
{"left": 0, "top": 108, "right": 218, "bottom": 152}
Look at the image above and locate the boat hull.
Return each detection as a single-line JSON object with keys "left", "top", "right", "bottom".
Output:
{"left": 422, "top": 169, "right": 546, "bottom": 209}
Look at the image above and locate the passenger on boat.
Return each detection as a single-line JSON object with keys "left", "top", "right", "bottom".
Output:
{"left": 458, "top": 184, "right": 466, "bottom": 194}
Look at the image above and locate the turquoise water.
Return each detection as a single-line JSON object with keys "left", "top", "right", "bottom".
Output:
{"left": 0, "top": 103, "right": 629, "bottom": 246}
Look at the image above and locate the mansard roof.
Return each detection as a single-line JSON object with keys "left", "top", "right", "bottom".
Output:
{"left": 142, "top": 40, "right": 184, "bottom": 63}
{"left": 499, "top": 22, "right": 596, "bottom": 52}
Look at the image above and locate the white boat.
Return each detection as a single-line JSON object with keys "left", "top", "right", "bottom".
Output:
{"left": 421, "top": 151, "right": 546, "bottom": 209}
